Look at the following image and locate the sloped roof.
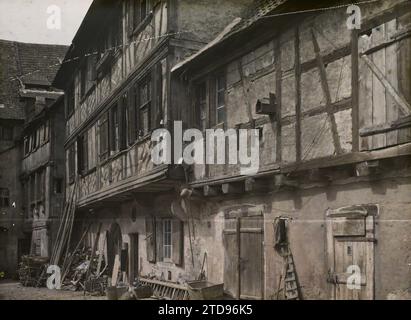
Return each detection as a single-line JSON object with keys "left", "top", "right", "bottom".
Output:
{"left": 172, "top": 0, "right": 289, "bottom": 74}
{"left": 0, "top": 40, "right": 67, "bottom": 120}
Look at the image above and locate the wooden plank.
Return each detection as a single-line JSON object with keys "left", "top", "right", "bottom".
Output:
{"left": 275, "top": 37, "right": 282, "bottom": 162}
{"left": 359, "top": 32, "right": 373, "bottom": 151}
{"left": 359, "top": 115, "right": 411, "bottom": 136}
{"left": 332, "top": 218, "right": 366, "bottom": 237}
{"left": 223, "top": 227, "right": 239, "bottom": 298}
{"left": 362, "top": 54, "right": 411, "bottom": 116}
{"left": 111, "top": 254, "right": 120, "bottom": 287}
{"left": 311, "top": 29, "right": 343, "bottom": 154}
{"left": 398, "top": 16, "right": 411, "bottom": 143}
{"left": 240, "top": 220, "right": 263, "bottom": 300}
{"left": 352, "top": 29, "right": 360, "bottom": 152}
{"left": 325, "top": 214, "right": 336, "bottom": 299}
{"left": 295, "top": 26, "right": 302, "bottom": 162}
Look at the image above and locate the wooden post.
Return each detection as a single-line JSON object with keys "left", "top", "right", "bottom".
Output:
{"left": 351, "top": 29, "right": 360, "bottom": 152}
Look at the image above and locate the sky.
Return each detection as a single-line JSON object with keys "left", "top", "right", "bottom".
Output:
{"left": 0, "top": 0, "right": 93, "bottom": 45}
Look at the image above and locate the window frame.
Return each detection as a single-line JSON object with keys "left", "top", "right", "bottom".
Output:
{"left": 0, "top": 188, "right": 10, "bottom": 208}
{"left": 132, "top": 0, "right": 151, "bottom": 32}
{"left": 68, "top": 143, "right": 76, "bottom": 185}
{"left": 162, "top": 219, "right": 172, "bottom": 262}
{"left": 77, "top": 132, "right": 89, "bottom": 175}
{"left": 66, "top": 82, "right": 75, "bottom": 118}
{"left": 110, "top": 104, "right": 120, "bottom": 154}
{"left": 99, "top": 112, "right": 110, "bottom": 161}
{"left": 137, "top": 75, "right": 152, "bottom": 138}
{"left": 195, "top": 81, "right": 208, "bottom": 131}
{"left": 215, "top": 74, "right": 226, "bottom": 126}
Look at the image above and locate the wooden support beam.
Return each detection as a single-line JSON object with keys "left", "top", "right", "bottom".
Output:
{"left": 222, "top": 182, "right": 245, "bottom": 195}
{"left": 351, "top": 29, "right": 360, "bottom": 152}
{"left": 361, "top": 54, "right": 411, "bottom": 116}
{"left": 244, "top": 177, "right": 271, "bottom": 193}
{"left": 307, "top": 168, "right": 332, "bottom": 182}
{"left": 359, "top": 115, "right": 411, "bottom": 137}
{"left": 355, "top": 161, "right": 381, "bottom": 177}
{"left": 274, "top": 174, "right": 299, "bottom": 189}
{"left": 311, "top": 29, "right": 343, "bottom": 155}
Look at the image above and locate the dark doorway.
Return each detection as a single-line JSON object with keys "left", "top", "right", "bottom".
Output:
{"left": 107, "top": 223, "right": 122, "bottom": 275}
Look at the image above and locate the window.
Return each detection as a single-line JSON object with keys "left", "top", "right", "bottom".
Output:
{"left": 99, "top": 112, "right": 109, "bottom": 160}
{"left": 66, "top": 83, "right": 75, "bottom": 118}
{"left": 77, "top": 133, "right": 88, "bottom": 174}
{"left": 68, "top": 144, "right": 76, "bottom": 184}
{"left": 137, "top": 76, "right": 152, "bottom": 137}
{"left": 80, "top": 64, "right": 87, "bottom": 98}
{"left": 36, "top": 170, "right": 45, "bottom": 202}
{"left": 195, "top": 82, "right": 207, "bottom": 131}
{"left": 31, "top": 132, "right": 38, "bottom": 150}
{"left": 0, "top": 125, "right": 13, "bottom": 141}
{"left": 0, "top": 189, "right": 10, "bottom": 208}
{"left": 163, "top": 219, "right": 172, "bottom": 261}
{"left": 110, "top": 105, "right": 120, "bottom": 153}
{"left": 29, "top": 175, "right": 35, "bottom": 206}
{"left": 54, "top": 178, "right": 63, "bottom": 194}
{"left": 44, "top": 121, "right": 50, "bottom": 143}
{"left": 133, "top": 0, "right": 150, "bottom": 30}
{"left": 216, "top": 74, "right": 226, "bottom": 125}
{"left": 24, "top": 136, "right": 30, "bottom": 156}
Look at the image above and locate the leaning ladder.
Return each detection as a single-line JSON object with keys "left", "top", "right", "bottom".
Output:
{"left": 283, "top": 250, "right": 300, "bottom": 300}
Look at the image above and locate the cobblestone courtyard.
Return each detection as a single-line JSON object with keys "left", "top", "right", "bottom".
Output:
{"left": 0, "top": 281, "right": 105, "bottom": 300}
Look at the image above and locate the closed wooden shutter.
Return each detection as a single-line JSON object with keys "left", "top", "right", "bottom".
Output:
{"left": 99, "top": 113, "right": 109, "bottom": 160}
{"left": 172, "top": 219, "right": 184, "bottom": 266}
{"left": 151, "top": 63, "right": 163, "bottom": 129}
{"left": 119, "top": 95, "right": 128, "bottom": 150}
{"left": 145, "top": 216, "right": 156, "bottom": 263}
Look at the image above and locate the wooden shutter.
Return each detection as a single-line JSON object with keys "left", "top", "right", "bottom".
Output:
{"left": 99, "top": 113, "right": 109, "bottom": 159}
{"left": 172, "top": 219, "right": 184, "bottom": 266}
{"left": 151, "top": 63, "right": 163, "bottom": 129}
{"left": 145, "top": 216, "right": 156, "bottom": 263}
{"left": 128, "top": 87, "right": 136, "bottom": 144}
{"left": 119, "top": 96, "right": 127, "bottom": 150}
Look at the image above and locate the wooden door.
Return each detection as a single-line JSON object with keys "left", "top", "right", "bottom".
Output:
{"left": 128, "top": 233, "right": 139, "bottom": 284}
{"left": 326, "top": 205, "right": 376, "bottom": 300}
{"left": 223, "top": 216, "right": 264, "bottom": 300}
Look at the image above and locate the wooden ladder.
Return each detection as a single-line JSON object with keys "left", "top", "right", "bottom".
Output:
{"left": 283, "top": 250, "right": 300, "bottom": 300}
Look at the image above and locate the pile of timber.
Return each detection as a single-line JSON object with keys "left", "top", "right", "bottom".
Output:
{"left": 17, "top": 256, "right": 49, "bottom": 287}
{"left": 50, "top": 181, "right": 78, "bottom": 268}
{"left": 60, "top": 245, "right": 108, "bottom": 294}
{"left": 58, "top": 223, "right": 108, "bottom": 295}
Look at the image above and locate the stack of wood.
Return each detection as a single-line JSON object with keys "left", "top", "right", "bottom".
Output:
{"left": 18, "top": 255, "right": 49, "bottom": 287}
{"left": 50, "top": 181, "right": 78, "bottom": 268}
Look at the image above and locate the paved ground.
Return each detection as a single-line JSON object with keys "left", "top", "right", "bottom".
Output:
{"left": 0, "top": 280, "right": 106, "bottom": 300}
